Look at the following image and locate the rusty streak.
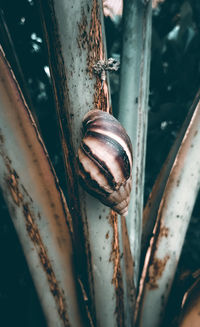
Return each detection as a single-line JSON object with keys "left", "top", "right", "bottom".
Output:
{"left": 5, "top": 167, "right": 70, "bottom": 327}
{"left": 144, "top": 205, "right": 170, "bottom": 290}
{"left": 4, "top": 169, "right": 70, "bottom": 325}
{"left": 0, "top": 74, "right": 71, "bottom": 324}
{"left": 109, "top": 210, "right": 124, "bottom": 326}
{"left": 0, "top": 46, "right": 73, "bottom": 237}
{"left": 3, "top": 159, "right": 70, "bottom": 325}
{"left": 6, "top": 171, "right": 23, "bottom": 206}
{"left": 23, "top": 203, "right": 70, "bottom": 326}
{"left": 87, "top": 0, "right": 109, "bottom": 112}
{"left": 87, "top": 0, "right": 102, "bottom": 76}
{"left": 121, "top": 216, "right": 136, "bottom": 321}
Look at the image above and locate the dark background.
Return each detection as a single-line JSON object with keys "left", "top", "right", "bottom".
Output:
{"left": 0, "top": 0, "right": 200, "bottom": 325}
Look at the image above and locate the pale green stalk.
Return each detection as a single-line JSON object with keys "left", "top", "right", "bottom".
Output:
{"left": 0, "top": 46, "right": 85, "bottom": 327}
{"left": 118, "top": 1, "right": 152, "bottom": 325}
{"left": 39, "top": 0, "right": 125, "bottom": 325}
{"left": 136, "top": 99, "right": 200, "bottom": 327}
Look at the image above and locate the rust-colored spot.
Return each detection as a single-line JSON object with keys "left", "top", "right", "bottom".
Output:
{"left": 147, "top": 255, "right": 170, "bottom": 290}
{"left": 109, "top": 210, "right": 124, "bottom": 326}
{"left": 159, "top": 225, "right": 169, "bottom": 238}
{"left": 23, "top": 203, "right": 70, "bottom": 326}
{"left": 105, "top": 231, "right": 109, "bottom": 239}
{"left": 6, "top": 171, "right": 23, "bottom": 206}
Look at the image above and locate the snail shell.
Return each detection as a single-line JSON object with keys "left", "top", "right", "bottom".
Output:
{"left": 77, "top": 109, "right": 133, "bottom": 216}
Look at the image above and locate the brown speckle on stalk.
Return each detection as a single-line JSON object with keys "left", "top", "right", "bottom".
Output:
{"left": 147, "top": 255, "right": 170, "bottom": 290}
{"left": 105, "top": 231, "right": 110, "bottom": 239}
{"left": 77, "top": 8, "right": 88, "bottom": 50}
{"left": 159, "top": 225, "right": 169, "bottom": 238}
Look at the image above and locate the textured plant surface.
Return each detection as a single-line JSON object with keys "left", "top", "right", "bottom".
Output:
{"left": 0, "top": 0, "right": 200, "bottom": 326}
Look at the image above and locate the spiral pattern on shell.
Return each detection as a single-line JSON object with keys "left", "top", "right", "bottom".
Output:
{"left": 77, "top": 109, "right": 133, "bottom": 216}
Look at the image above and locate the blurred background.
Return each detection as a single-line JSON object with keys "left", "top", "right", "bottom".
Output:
{"left": 0, "top": 0, "right": 200, "bottom": 325}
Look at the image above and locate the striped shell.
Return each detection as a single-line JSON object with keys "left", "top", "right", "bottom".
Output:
{"left": 77, "top": 109, "right": 133, "bottom": 216}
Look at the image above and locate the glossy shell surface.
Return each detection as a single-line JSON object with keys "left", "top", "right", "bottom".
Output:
{"left": 78, "top": 109, "right": 133, "bottom": 216}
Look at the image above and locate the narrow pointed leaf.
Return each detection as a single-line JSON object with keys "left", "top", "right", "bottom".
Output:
{"left": 0, "top": 46, "right": 86, "bottom": 327}
{"left": 119, "top": 0, "right": 152, "bottom": 281}
{"left": 118, "top": 0, "right": 152, "bottom": 324}
{"left": 142, "top": 89, "right": 200, "bottom": 262}
{"left": 136, "top": 99, "right": 200, "bottom": 327}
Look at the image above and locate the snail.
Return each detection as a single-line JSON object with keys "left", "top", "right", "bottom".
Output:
{"left": 77, "top": 109, "right": 133, "bottom": 216}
